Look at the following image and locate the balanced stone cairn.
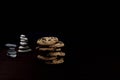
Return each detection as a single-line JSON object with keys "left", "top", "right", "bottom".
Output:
{"left": 36, "top": 37, "right": 65, "bottom": 64}
{"left": 18, "top": 34, "right": 32, "bottom": 52}
{"left": 5, "top": 43, "right": 17, "bottom": 58}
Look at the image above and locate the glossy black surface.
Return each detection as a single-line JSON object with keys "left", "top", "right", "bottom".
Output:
{"left": 0, "top": 30, "right": 114, "bottom": 79}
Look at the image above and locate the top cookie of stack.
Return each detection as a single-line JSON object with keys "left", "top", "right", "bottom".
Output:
{"left": 36, "top": 37, "right": 64, "bottom": 51}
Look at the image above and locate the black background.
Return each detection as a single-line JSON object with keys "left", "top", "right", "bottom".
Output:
{"left": 0, "top": 7, "right": 115, "bottom": 79}
{"left": 0, "top": 28, "right": 114, "bottom": 80}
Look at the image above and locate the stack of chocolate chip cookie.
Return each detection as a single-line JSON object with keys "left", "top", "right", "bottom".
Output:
{"left": 36, "top": 37, "right": 65, "bottom": 64}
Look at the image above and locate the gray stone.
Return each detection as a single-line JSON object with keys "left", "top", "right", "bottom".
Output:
{"left": 20, "top": 34, "right": 26, "bottom": 37}
{"left": 20, "top": 39, "right": 28, "bottom": 42}
{"left": 18, "top": 49, "right": 32, "bottom": 52}
{"left": 19, "top": 46, "right": 29, "bottom": 49}
{"left": 7, "top": 51, "right": 16, "bottom": 55}
{"left": 20, "top": 42, "right": 27, "bottom": 45}
{"left": 7, "top": 54, "right": 17, "bottom": 58}
{"left": 5, "top": 43, "right": 17, "bottom": 47}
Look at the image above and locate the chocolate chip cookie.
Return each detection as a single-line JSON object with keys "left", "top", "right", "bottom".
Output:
{"left": 37, "top": 37, "right": 59, "bottom": 46}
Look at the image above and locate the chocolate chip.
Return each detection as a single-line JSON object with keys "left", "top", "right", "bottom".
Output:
{"left": 48, "top": 39, "right": 51, "bottom": 41}
{"left": 42, "top": 38, "right": 46, "bottom": 41}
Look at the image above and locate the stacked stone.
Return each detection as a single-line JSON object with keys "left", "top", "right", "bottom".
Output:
{"left": 36, "top": 37, "right": 65, "bottom": 64}
{"left": 18, "top": 34, "right": 32, "bottom": 52}
{"left": 5, "top": 43, "right": 17, "bottom": 58}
